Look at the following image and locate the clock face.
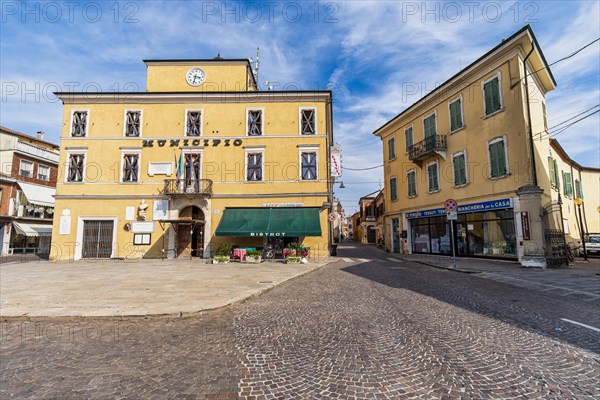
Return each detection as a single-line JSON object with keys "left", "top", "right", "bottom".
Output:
{"left": 186, "top": 68, "right": 206, "bottom": 86}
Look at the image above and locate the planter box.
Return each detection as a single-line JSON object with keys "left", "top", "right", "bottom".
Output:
{"left": 285, "top": 257, "right": 301, "bottom": 264}
{"left": 245, "top": 256, "right": 262, "bottom": 263}
{"left": 212, "top": 258, "right": 230, "bottom": 264}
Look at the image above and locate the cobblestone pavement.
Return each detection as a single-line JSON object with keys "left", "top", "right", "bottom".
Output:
{"left": 2, "top": 243, "right": 599, "bottom": 399}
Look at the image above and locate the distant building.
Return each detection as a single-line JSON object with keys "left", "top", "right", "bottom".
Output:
{"left": 355, "top": 190, "right": 382, "bottom": 244}
{"left": 0, "top": 126, "right": 60, "bottom": 256}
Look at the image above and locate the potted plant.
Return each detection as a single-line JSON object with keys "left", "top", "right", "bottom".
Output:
{"left": 286, "top": 242, "right": 298, "bottom": 256}
{"left": 245, "top": 249, "right": 262, "bottom": 263}
{"left": 285, "top": 255, "right": 301, "bottom": 264}
{"left": 212, "top": 243, "right": 231, "bottom": 264}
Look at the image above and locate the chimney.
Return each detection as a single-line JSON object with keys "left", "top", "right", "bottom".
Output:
{"left": 37, "top": 131, "right": 44, "bottom": 140}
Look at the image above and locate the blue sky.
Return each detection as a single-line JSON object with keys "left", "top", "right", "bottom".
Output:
{"left": 1, "top": 0, "right": 599, "bottom": 215}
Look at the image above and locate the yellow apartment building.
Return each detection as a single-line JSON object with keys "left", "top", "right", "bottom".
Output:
{"left": 50, "top": 58, "right": 333, "bottom": 260}
{"left": 373, "top": 25, "right": 583, "bottom": 267}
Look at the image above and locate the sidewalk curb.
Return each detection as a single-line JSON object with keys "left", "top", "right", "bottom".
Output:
{"left": 412, "top": 260, "right": 477, "bottom": 274}
{"left": 0, "top": 259, "right": 336, "bottom": 322}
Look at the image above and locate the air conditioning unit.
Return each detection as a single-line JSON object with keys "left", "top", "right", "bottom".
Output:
{"left": 17, "top": 205, "right": 24, "bottom": 217}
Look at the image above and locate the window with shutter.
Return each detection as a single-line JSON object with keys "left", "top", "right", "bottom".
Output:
{"left": 68, "top": 154, "right": 85, "bottom": 182}
{"left": 549, "top": 157, "right": 556, "bottom": 188}
{"left": 449, "top": 99, "right": 463, "bottom": 131}
{"left": 186, "top": 111, "right": 202, "bottom": 136}
{"left": 300, "top": 109, "right": 316, "bottom": 135}
{"left": 453, "top": 153, "right": 467, "bottom": 186}
{"left": 424, "top": 114, "right": 436, "bottom": 138}
{"left": 427, "top": 163, "right": 439, "bottom": 192}
{"left": 484, "top": 77, "right": 501, "bottom": 115}
{"left": 489, "top": 140, "right": 507, "bottom": 178}
{"left": 405, "top": 127, "right": 413, "bottom": 151}
{"left": 390, "top": 177, "right": 398, "bottom": 201}
{"left": 125, "top": 111, "right": 141, "bottom": 137}
{"left": 247, "top": 153, "right": 263, "bottom": 181}
{"left": 71, "top": 111, "right": 88, "bottom": 137}
{"left": 407, "top": 170, "right": 417, "bottom": 197}
{"left": 123, "top": 154, "right": 139, "bottom": 182}
{"left": 301, "top": 152, "right": 317, "bottom": 180}
{"left": 247, "top": 110, "right": 263, "bottom": 136}
{"left": 388, "top": 137, "right": 396, "bottom": 160}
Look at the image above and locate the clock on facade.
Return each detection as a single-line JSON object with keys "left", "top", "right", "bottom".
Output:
{"left": 186, "top": 68, "right": 206, "bottom": 86}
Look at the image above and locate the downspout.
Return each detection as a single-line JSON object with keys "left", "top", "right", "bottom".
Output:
{"left": 523, "top": 46, "right": 537, "bottom": 186}
{"left": 326, "top": 95, "right": 334, "bottom": 256}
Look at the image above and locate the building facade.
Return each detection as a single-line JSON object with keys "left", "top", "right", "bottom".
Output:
{"left": 50, "top": 58, "right": 333, "bottom": 261}
{"left": 0, "top": 126, "right": 60, "bottom": 256}
{"left": 374, "top": 25, "right": 577, "bottom": 267}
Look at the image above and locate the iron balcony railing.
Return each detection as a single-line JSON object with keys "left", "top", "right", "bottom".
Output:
{"left": 163, "top": 179, "right": 213, "bottom": 196}
{"left": 408, "top": 135, "right": 447, "bottom": 161}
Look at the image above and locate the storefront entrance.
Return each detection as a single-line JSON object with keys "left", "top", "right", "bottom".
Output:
{"left": 409, "top": 208, "right": 517, "bottom": 259}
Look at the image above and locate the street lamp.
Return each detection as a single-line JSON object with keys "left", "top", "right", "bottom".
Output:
{"left": 574, "top": 198, "right": 587, "bottom": 261}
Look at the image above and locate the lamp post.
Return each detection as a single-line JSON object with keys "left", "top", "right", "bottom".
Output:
{"left": 574, "top": 198, "right": 587, "bottom": 261}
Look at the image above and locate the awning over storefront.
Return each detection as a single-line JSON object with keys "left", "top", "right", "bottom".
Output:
{"left": 215, "top": 207, "right": 322, "bottom": 237}
{"left": 12, "top": 221, "right": 53, "bottom": 237}
{"left": 18, "top": 182, "right": 55, "bottom": 207}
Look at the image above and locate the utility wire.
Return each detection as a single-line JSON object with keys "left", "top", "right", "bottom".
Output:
{"left": 548, "top": 109, "right": 600, "bottom": 138}
{"left": 548, "top": 104, "right": 599, "bottom": 130}
{"left": 342, "top": 164, "right": 383, "bottom": 171}
{"left": 524, "top": 37, "right": 599, "bottom": 80}
{"left": 537, "top": 108, "right": 600, "bottom": 139}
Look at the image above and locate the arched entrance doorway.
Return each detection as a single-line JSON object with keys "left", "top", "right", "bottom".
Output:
{"left": 177, "top": 206, "right": 205, "bottom": 258}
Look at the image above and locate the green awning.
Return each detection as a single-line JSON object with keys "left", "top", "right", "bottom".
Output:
{"left": 215, "top": 207, "right": 322, "bottom": 237}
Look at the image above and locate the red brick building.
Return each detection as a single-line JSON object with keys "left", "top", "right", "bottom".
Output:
{"left": 0, "top": 126, "right": 59, "bottom": 256}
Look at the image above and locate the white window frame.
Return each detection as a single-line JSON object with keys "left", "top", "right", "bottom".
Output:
{"left": 19, "top": 160, "right": 34, "bottom": 177}
{"left": 486, "top": 135, "right": 510, "bottom": 179}
{"left": 69, "top": 109, "right": 90, "bottom": 137}
{"left": 482, "top": 72, "right": 503, "bottom": 117}
{"left": 452, "top": 150, "right": 468, "bottom": 187}
{"left": 407, "top": 168, "right": 417, "bottom": 198}
{"left": 404, "top": 125, "right": 414, "bottom": 153}
{"left": 184, "top": 108, "right": 203, "bottom": 136}
{"left": 387, "top": 135, "right": 396, "bottom": 161}
{"left": 64, "top": 149, "right": 87, "bottom": 183}
{"left": 298, "top": 107, "right": 318, "bottom": 135}
{"left": 448, "top": 95, "right": 464, "bottom": 133}
{"left": 298, "top": 146, "right": 319, "bottom": 181}
{"left": 426, "top": 160, "right": 440, "bottom": 193}
{"left": 123, "top": 109, "right": 143, "bottom": 137}
{"left": 119, "top": 148, "right": 142, "bottom": 183}
{"left": 181, "top": 148, "right": 203, "bottom": 180}
{"left": 389, "top": 175, "right": 398, "bottom": 202}
{"left": 245, "top": 147, "right": 265, "bottom": 182}
{"left": 246, "top": 108, "right": 264, "bottom": 136}
{"left": 37, "top": 164, "right": 50, "bottom": 181}
{"left": 422, "top": 110, "right": 437, "bottom": 139}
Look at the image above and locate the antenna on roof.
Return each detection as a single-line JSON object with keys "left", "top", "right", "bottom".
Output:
{"left": 249, "top": 47, "right": 260, "bottom": 88}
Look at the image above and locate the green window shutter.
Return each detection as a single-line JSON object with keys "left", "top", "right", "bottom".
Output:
{"left": 454, "top": 154, "right": 466, "bottom": 185}
{"left": 388, "top": 138, "right": 395, "bottom": 160}
{"left": 424, "top": 115, "right": 436, "bottom": 138}
{"left": 554, "top": 160, "right": 560, "bottom": 190}
{"left": 484, "top": 77, "right": 501, "bottom": 115}
{"left": 548, "top": 157, "right": 556, "bottom": 187}
{"left": 408, "top": 172, "right": 416, "bottom": 196}
{"left": 489, "top": 142, "right": 498, "bottom": 177}
{"left": 405, "top": 128, "right": 413, "bottom": 150}
{"left": 428, "top": 164, "right": 438, "bottom": 191}
{"left": 578, "top": 180, "right": 584, "bottom": 199}
{"left": 562, "top": 172, "right": 567, "bottom": 195}
{"left": 565, "top": 172, "right": 573, "bottom": 197}
{"left": 390, "top": 177, "right": 398, "bottom": 201}
{"left": 450, "top": 100, "right": 462, "bottom": 131}
{"left": 489, "top": 140, "right": 506, "bottom": 178}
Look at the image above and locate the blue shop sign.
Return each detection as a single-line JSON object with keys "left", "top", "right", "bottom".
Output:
{"left": 405, "top": 198, "right": 513, "bottom": 219}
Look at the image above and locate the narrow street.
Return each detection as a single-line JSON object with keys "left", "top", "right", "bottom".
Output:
{"left": 2, "top": 243, "right": 599, "bottom": 399}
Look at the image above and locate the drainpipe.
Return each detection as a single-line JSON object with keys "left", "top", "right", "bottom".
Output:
{"left": 523, "top": 46, "right": 537, "bottom": 186}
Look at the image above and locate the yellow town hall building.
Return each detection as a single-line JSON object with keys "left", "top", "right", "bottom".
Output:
{"left": 50, "top": 58, "right": 333, "bottom": 260}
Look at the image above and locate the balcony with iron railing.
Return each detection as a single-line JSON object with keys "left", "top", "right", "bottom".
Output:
{"left": 408, "top": 135, "right": 447, "bottom": 165}
{"left": 163, "top": 179, "right": 213, "bottom": 196}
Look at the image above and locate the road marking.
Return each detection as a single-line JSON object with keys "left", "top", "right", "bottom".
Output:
{"left": 342, "top": 258, "right": 354, "bottom": 263}
{"left": 560, "top": 318, "right": 600, "bottom": 333}
{"left": 387, "top": 257, "right": 403, "bottom": 263}
{"left": 356, "top": 258, "right": 369, "bottom": 262}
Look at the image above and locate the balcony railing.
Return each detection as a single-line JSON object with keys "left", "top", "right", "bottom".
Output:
{"left": 163, "top": 179, "right": 213, "bottom": 196}
{"left": 16, "top": 141, "right": 59, "bottom": 163}
{"left": 408, "top": 135, "right": 447, "bottom": 162}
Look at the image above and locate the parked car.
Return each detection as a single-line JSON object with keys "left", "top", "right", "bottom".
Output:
{"left": 585, "top": 233, "right": 600, "bottom": 256}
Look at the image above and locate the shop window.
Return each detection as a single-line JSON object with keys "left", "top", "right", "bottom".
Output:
{"left": 37, "top": 165, "right": 49, "bottom": 181}
{"left": 483, "top": 75, "right": 502, "bottom": 116}
{"left": 390, "top": 176, "right": 398, "bottom": 201}
{"left": 122, "top": 154, "right": 139, "bottom": 182}
{"left": 301, "top": 152, "right": 317, "bottom": 180}
{"left": 427, "top": 162, "right": 439, "bottom": 192}
{"left": 388, "top": 137, "right": 396, "bottom": 160}
{"left": 488, "top": 137, "right": 508, "bottom": 178}
{"left": 71, "top": 110, "right": 88, "bottom": 137}
{"left": 405, "top": 126, "right": 413, "bottom": 151}
{"left": 563, "top": 172, "right": 573, "bottom": 197}
{"left": 186, "top": 111, "right": 202, "bottom": 136}
{"left": 423, "top": 113, "right": 436, "bottom": 138}
{"left": 453, "top": 152, "right": 467, "bottom": 186}
{"left": 247, "top": 109, "right": 263, "bottom": 136}
{"left": 407, "top": 170, "right": 417, "bottom": 197}
{"left": 67, "top": 154, "right": 85, "bottom": 182}
{"left": 19, "top": 160, "right": 33, "bottom": 177}
{"left": 300, "top": 109, "right": 316, "bottom": 135}
{"left": 449, "top": 97, "right": 463, "bottom": 131}
{"left": 247, "top": 152, "right": 263, "bottom": 181}
{"left": 125, "top": 111, "right": 142, "bottom": 137}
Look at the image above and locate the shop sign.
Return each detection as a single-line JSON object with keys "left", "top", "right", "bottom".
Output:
{"left": 521, "top": 211, "right": 531, "bottom": 240}
{"left": 405, "top": 198, "right": 513, "bottom": 219}
{"left": 261, "top": 203, "right": 304, "bottom": 207}
{"left": 250, "top": 232, "right": 287, "bottom": 237}
{"left": 142, "top": 139, "right": 243, "bottom": 148}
